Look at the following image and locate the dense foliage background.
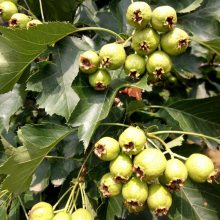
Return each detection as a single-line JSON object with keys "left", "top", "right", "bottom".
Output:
{"left": 0, "top": 0, "right": 220, "bottom": 219}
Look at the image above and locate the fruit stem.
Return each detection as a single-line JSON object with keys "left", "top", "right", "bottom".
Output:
{"left": 172, "top": 152, "right": 187, "bottom": 161}
{"left": 147, "top": 133, "right": 174, "bottom": 159}
{"left": 122, "top": 35, "right": 133, "bottom": 47}
{"left": 79, "top": 183, "right": 86, "bottom": 209}
{"left": 69, "top": 187, "right": 80, "bottom": 213}
{"left": 39, "top": 0, "right": 45, "bottom": 22}
{"left": 100, "top": 122, "right": 129, "bottom": 128}
{"left": 18, "top": 5, "right": 37, "bottom": 19}
{"left": 149, "top": 130, "right": 220, "bottom": 144}
{"left": 77, "top": 27, "right": 124, "bottom": 40}
{"left": 17, "top": 195, "right": 28, "bottom": 220}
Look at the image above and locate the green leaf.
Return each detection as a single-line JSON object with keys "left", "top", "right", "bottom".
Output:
{"left": 167, "top": 135, "right": 185, "bottom": 149}
{"left": 27, "top": 36, "right": 92, "bottom": 120}
{"left": 178, "top": 0, "right": 203, "bottom": 13}
{"left": 158, "top": 96, "right": 220, "bottom": 140}
{"left": 0, "top": 84, "right": 26, "bottom": 132}
{"left": 0, "top": 22, "right": 76, "bottom": 93}
{"left": 169, "top": 180, "right": 220, "bottom": 220}
{"left": 0, "top": 123, "right": 72, "bottom": 193}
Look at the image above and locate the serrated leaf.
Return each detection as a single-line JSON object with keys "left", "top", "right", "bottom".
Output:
{"left": 0, "top": 22, "right": 76, "bottom": 93}
{"left": 0, "top": 123, "right": 72, "bottom": 193}
{"left": 0, "top": 84, "right": 26, "bottom": 132}
{"left": 167, "top": 135, "right": 185, "bottom": 149}
{"left": 178, "top": 0, "right": 203, "bottom": 13}
{"left": 27, "top": 36, "right": 91, "bottom": 120}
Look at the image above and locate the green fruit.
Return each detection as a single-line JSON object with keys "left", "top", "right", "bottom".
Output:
{"left": 99, "top": 43, "right": 126, "bottom": 70}
{"left": 119, "top": 126, "right": 146, "bottom": 155}
{"left": 88, "top": 69, "right": 111, "bottom": 91}
{"left": 161, "top": 158, "right": 188, "bottom": 191}
{"left": 147, "top": 184, "right": 172, "bottom": 216}
{"left": 109, "top": 153, "right": 133, "bottom": 183}
{"left": 99, "top": 173, "right": 122, "bottom": 197}
{"left": 9, "top": 13, "right": 31, "bottom": 28}
{"left": 185, "top": 153, "right": 215, "bottom": 183}
{"left": 29, "top": 202, "right": 54, "bottom": 220}
{"left": 146, "top": 51, "right": 172, "bottom": 80}
{"left": 124, "top": 54, "right": 146, "bottom": 79}
{"left": 71, "top": 208, "right": 93, "bottom": 220}
{"left": 52, "top": 212, "right": 71, "bottom": 220}
{"left": 161, "top": 27, "right": 190, "bottom": 56}
{"left": 133, "top": 148, "right": 167, "bottom": 180}
{"left": 0, "top": 0, "right": 17, "bottom": 3}
{"left": 151, "top": 6, "right": 177, "bottom": 32}
{"left": 122, "top": 177, "right": 148, "bottom": 213}
{"left": 0, "top": 1, "right": 18, "bottom": 21}
{"left": 131, "top": 28, "right": 160, "bottom": 56}
{"left": 79, "top": 50, "right": 100, "bottom": 74}
{"left": 126, "top": 1, "right": 152, "bottom": 29}
{"left": 94, "top": 137, "right": 120, "bottom": 161}
{"left": 27, "top": 19, "right": 42, "bottom": 28}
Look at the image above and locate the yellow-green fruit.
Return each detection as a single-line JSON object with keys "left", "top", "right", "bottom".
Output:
{"left": 9, "top": 13, "right": 31, "bottom": 28}
{"left": 147, "top": 184, "right": 172, "bottom": 216}
{"left": 27, "top": 19, "right": 42, "bottom": 28}
{"left": 29, "top": 202, "right": 54, "bottom": 220}
{"left": 0, "top": 1, "right": 18, "bottom": 21}
{"left": 185, "top": 153, "right": 215, "bottom": 183}
{"left": 71, "top": 208, "right": 93, "bottom": 220}
{"left": 151, "top": 6, "right": 177, "bottom": 32}
{"left": 0, "top": 0, "right": 17, "bottom": 3}
{"left": 126, "top": 1, "right": 152, "bottom": 29}
{"left": 52, "top": 212, "right": 71, "bottom": 220}
{"left": 99, "top": 43, "right": 126, "bottom": 70}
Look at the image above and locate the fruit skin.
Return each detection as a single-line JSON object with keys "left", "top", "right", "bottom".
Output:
{"left": 94, "top": 137, "right": 120, "bottom": 161}
{"left": 52, "top": 212, "right": 71, "bottom": 220}
{"left": 71, "top": 208, "right": 93, "bottom": 220}
{"left": 9, "top": 13, "right": 31, "bottom": 28}
{"left": 146, "top": 51, "right": 172, "bottom": 80}
{"left": 29, "top": 202, "right": 54, "bottom": 220}
{"left": 0, "top": 0, "right": 17, "bottom": 3}
{"left": 79, "top": 50, "right": 100, "bottom": 74}
{"left": 119, "top": 126, "right": 146, "bottom": 155}
{"left": 88, "top": 68, "right": 111, "bottom": 91}
{"left": 185, "top": 153, "right": 215, "bottom": 183}
{"left": 161, "top": 27, "right": 190, "bottom": 56}
{"left": 27, "top": 19, "right": 42, "bottom": 28}
{"left": 147, "top": 184, "right": 172, "bottom": 216}
{"left": 124, "top": 54, "right": 146, "bottom": 79}
{"left": 133, "top": 148, "right": 167, "bottom": 180}
{"left": 99, "top": 173, "right": 122, "bottom": 197}
{"left": 161, "top": 158, "right": 188, "bottom": 191}
{"left": 126, "top": 1, "right": 152, "bottom": 29}
{"left": 0, "top": 1, "right": 18, "bottom": 21}
{"left": 99, "top": 43, "right": 126, "bottom": 70}
{"left": 109, "top": 153, "right": 133, "bottom": 183}
{"left": 122, "top": 177, "right": 148, "bottom": 213}
{"left": 151, "top": 6, "right": 177, "bottom": 32}
{"left": 131, "top": 28, "right": 160, "bottom": 56}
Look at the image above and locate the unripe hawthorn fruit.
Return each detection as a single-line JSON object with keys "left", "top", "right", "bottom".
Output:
{"left": 146, "top": 51, "right": 172, "bottom": 80}
{"left": 71, "top": 208, "right": 93, "bottom": 220}
{"left": 133, "top": 148, "right": 167, "bottom": 180}
{"left": 161, "top": 28, "right": 190, "bottom": 56}
{"left": 88, "top": 69, "right": 111, "bottom": 91}
{"left": 29, "top": 202, "right": 54, "bottom": 220}
{"left": 147, "top": 184, "right": 172, "bottom": 216}
{"left": 185, "top": 153, "right": 216, "bottom": 183}
{"left": 109, "top": 153, "right": 133, "bottom": 183}
{"left": 126, "top": 1, "right": 152, "bottom": 29}
{"left": 99, "top": 173, "right": 122, "bottom": 197}
{"left": 79, "top": 50, "right": 100, "bottom": 74}
{"left": 52, "top": 212, "right": 71, "bottom": 220}
{"left": 0, "top": 1, "right": 18, "bottom": 21}
{"left": 27, "top": 19, "right": 42, "bottom": 28}
{"left": 131, "top": 28, "right": 160, "bottom": 56}
{"left": 9, "top": 13, "right": 31, "bottom": 28}
{"left": 99, "top": 43, "right": 126, "bottom": 70}
{"left": 124, "top": 54, "right": 146, "bottom": 79}
{"left": 94, "top": 137, "right": 120, "bottom": 161}
{"left": 122, "top": 177, "right": 148, "bottom": 213}
{"left": 119, "top": 126, "right": 146, "bottom": 155}
{"left": 151, "top": 6, "right": 177, "bottom": 32}
{"left": 161, "top": 158, "right": 188, "bottom": 191}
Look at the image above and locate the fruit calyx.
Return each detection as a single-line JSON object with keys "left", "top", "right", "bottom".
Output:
{"left": 94, "top": 144, "right": 106, "bottom": 157}
{"left": 124, "top": 200, "right": 144, "bottom": 213}
{"left": 99, "top": 184, "right": 111, "bottom": 197}
{"left": 133, "top": 9, "right": 143, "bottom": 24}
{"left": 178, "top": 38, "right": 190, "bottom": 49}
{"left": 165, "top": 16, "right": 175, "bottom": 29}
{"left": 133, "top": 166, "right": 145, "bottom": 181}
{"left": 139, "top": 41, "right": 150, "bottom": 52}
{"left": 155, "top": 207, "right": 169, "bottom": 216}
{"left": 166, "top": 178, "right": 184, "bottom": 191}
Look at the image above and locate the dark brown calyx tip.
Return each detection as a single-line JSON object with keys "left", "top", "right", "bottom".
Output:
{"left": 94, "top": 144, "right": 106, "bottom": 157}
{"left": 155, "top": 207, "right": 169, "bottom": 216}
{"left": 124, "top": 200, "right": 144, "bottom": 213}
{"left": 101, "top": 57, "right": 111, "bottom": 68}
{"left": 133, "top": 9, "right": 143, "bottom": 24}
{"left": 80, "top": 56, "right": 92, "bottom": 69}
{"left": 0, "top": 9, "right": 3, "bottom": 15}
{"left": 139, "top": 41, "right": 150, "bottom": 51}
{"left": 166, "top": 179, "right": 184, "bottom": 191}
{"left": 129, "top": 70, "right": 139, "bottom": 79}
{"left": 207, "top": 169, "right": 220, "bottom": 183}
{"left": 99, "top": 184, "right": 111, "bottom": 197}
{"left": 178, "top": 39, "right": 190, "bottom": 48}
{"left": 114, "top": 175, "right": 128, "bottom": 184}
{"left": 123, "top": 141, "right": 135, "bottom": 152}
{"left": 95, "top": 82, "right": 107, "bottom": 91}
{"left": 154, "top": 68, "right": 164, "bottom": 79}
{"left": 10, "top": 19, "right": 18, "bottom": 27}
{"left": 166, "top": 16, "right": 174, "bottom": 29}
{"left": 133, "top": 166, "right": 145, "bottom": 180}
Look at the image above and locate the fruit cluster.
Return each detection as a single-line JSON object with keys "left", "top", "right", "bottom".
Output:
{"left": 79, "top": 2, "right": 190, "bottom": 90}
{"left": 94, "top": 126, "right": 218, "bottom": 216}
{"left": 0, "top": 0, "right": 42, "bottom": 28}
{"left": 28, "top": 202, "right": 93, "bottom": 220}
